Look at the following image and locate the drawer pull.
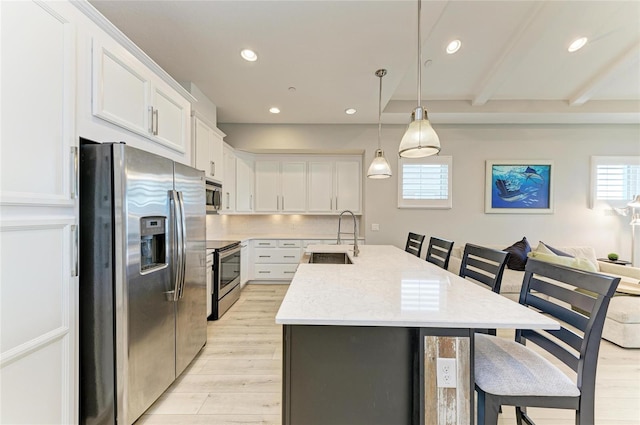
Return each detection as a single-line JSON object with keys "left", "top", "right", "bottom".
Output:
{"left": 284, "top": 271, "right": 295, "bottom": 274}
{"left": 258, "top": 271, "right": 271, "bottom": 274}
{"left": 258, "top": 243, "right": 270, "bottom": 246}
{"left": 284, "top": 256, "right": 296, "bottom": 258}
{"left": 259, "top": 255, "right": 271, "bottom": 258}
{"left": 283, "top": 243, "right": 295, "bottom": 246}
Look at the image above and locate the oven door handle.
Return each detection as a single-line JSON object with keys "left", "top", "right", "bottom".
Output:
{"left": 219, "top": 245, "right": 241, "bottom": 258}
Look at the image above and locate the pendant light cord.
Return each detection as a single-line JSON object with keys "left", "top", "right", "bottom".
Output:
{"left": 417, "top": 0, "right": 422, "bottom": 108}
{"left": 378, "top": 72, "right": 383, "bottom": 150}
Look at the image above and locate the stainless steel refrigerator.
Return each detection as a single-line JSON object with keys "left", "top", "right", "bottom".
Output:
{"left": 79, "top": 142, "right": 207, "bottom": 425}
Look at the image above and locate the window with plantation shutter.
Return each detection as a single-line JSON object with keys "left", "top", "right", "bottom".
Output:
{"left": 590, "top": 156, "right": 640, "bottom": 208}
{"left": 398, "top": 156, "right": 452, "bottom": 209}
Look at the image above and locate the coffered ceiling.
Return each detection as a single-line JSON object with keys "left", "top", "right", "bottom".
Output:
{"left": 90, "top": 0, "right": 640, "bottom": 125}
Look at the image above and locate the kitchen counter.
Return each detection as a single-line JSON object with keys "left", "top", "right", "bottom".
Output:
{"left": 278, "top": 245, "right": 558, "bottom": 425}
{"left": 212, "top": 233, "right": 364, "bottom": 242}
{"left": 276, "top": 244, "right": 558, "bottom": 329}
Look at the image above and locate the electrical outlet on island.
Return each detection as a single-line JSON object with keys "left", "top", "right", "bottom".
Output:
{"left": 436, "top": 357, "right": 457, "bottom": 388}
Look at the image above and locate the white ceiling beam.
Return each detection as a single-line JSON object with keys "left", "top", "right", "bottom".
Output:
{"left": 471, "top": 2, "right": 548, "bottom": 106}
{"left": 569, "top": 39, "right": 640, "bottom": 106}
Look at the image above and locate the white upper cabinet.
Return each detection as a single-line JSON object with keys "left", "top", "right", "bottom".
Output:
{"left": 255, "top": 160, "right": 280, "bottom": 212}
{"left": 281, "top": 162, "right": 307, "bottom": 212}
{"left": 222, "top": 146, "right": 236, "bottom": 212}
{"left": 255, "top": 160, "right": 306, "bottom": 213}
{"left": 151, "top": 83, "right": 190, "bottom": 152}
{"left": 236, "top": 154, "right": 255, "bottom": 213}
{"left": 309, "top": 159, "right": 362, "bottom": 214}
{"left": 335, "top": 160, "right": 361, "bottom": 213}
{"left": 92, "top": 37, "right": 190, "bottom": 153}
{"left": 308, "top": 161, "right": 335, "bottom": 213}
{"left": 193, "top": 116, "right": 224, "bottom": 182}
{"left": 1, "top": 0, "right": 77, "bottom": 206}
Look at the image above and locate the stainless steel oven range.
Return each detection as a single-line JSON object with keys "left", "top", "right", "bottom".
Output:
{"left": 207, "top": 240, "right": 241, "bottom": 319}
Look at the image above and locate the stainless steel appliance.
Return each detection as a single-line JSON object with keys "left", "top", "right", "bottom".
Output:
{"left": 207, "top": 240, "right": 241, "bottom": 319}
{"left": 206, "top": 180, "right": 222, "bottom": 213}
{"left": 79, "top": 141, "right": 207, "bottom": 425}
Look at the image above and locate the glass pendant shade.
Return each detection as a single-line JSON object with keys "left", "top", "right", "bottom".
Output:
{"left": 367, "top": 68, "right": 392, "bottom": 179}
{"left": 367, "top": 149, "right": 392, "bottom": 178}
{"left": 398, "top": 107, "right": 441, "bottom": 158}
{"left": 399, "top": 0, "right": 441, "bottom": 158}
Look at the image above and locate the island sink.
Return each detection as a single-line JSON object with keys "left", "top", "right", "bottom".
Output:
{"left": 307, "top": 252, "right": 352, "bottom": 264}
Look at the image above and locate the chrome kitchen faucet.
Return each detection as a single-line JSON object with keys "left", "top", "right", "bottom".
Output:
{"left": 337, "top": 210, "right": 359, "bottom": 257}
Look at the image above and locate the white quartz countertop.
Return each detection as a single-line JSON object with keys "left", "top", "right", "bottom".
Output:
{"left": 275, "top": 245, "right": 559, "bottom": 329}
{"left": 216, "top": 233, "right": 364, "bottom": 242}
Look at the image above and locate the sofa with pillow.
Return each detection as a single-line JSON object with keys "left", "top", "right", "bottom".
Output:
{"left": 447, "top": 238, "right": 640, "bottom": 348}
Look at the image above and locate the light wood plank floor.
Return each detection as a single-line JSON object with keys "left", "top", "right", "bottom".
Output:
{"left": 135, "top": 284, "right": 640, "bottom": 425}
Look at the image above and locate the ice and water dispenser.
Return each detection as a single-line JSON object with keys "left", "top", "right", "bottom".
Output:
{"left": 140, "top": 216, "right": 166, "bottom": 271}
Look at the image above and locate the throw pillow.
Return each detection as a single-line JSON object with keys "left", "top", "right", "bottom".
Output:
{"left": 539, "top": 241, "right": 573, "bottom": 257}
{"left": 503, "top": 237, "right": 531, "bottom": 271}
{"left": 527, "top": 251, "right": 599, "bottom": 273}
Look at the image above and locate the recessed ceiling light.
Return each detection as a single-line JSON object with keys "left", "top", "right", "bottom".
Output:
{"left": 345, "top": 108, "right": 357, "bottom": 115}
{"left": 240, "top": 49, "right": 258, "bottom": 62}
{"left": 269, "top": 107, "right": 280, "bottom": 114}
{"left": 446, "top": 40, "right": 461, "bottom": 54}
{"left": 568, "top": 37, "right": 588, "bottom": 53}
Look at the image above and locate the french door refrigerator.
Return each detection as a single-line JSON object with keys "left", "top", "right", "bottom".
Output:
{"left": 79, "top": 142, "right": 207, "bottom": 425}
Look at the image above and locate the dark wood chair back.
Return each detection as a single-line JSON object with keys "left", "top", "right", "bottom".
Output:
{"left": 475, "top": 258, "right": 620, "bottom": 425}
{"left": 425, "top": 237, "right": 454, "bottom": 269}
{"left": 405, "top": 232, "right": 426, "bottom": 258}
{"left": 459, "top": 243, "right": 509, "bottom": 294}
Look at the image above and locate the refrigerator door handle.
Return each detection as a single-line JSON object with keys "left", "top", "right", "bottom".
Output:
{"left": 170, "top": 190, "right": 182, "bottom": 302}
{"left": 177, "top": 191, "right": 187, "bottom": 299}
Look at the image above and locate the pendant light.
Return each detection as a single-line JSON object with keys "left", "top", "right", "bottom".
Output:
{"left": 367, "top": 69, "right": 392, "bottom": 179}
{"left": 398, "top": 0, "right": 441, "bottom": 158}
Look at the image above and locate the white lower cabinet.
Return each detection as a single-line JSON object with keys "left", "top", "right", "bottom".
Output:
{"left": 240, "top": 242, "right": 249, "bottom": 287}
{"left": 250, "top": 239, "right": 301, "bottom": 281}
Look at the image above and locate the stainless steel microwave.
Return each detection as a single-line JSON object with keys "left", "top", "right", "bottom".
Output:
{"left": 205, "top": 181, "right": 222, "bottom": 213}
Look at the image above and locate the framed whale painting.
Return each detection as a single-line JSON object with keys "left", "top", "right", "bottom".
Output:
{"left": 485, "top": 160, "right": 554, "bottom": 214}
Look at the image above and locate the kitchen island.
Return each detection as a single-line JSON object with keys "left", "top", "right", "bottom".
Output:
{"left": 275, "top": 245, "right": 558, "bottom": 425}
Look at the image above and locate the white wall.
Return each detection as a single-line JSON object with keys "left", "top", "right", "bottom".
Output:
{"left": 219, "top": 123, "right": 640, "bottom": 262}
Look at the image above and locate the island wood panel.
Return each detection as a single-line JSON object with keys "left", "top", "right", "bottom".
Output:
{"left": 423, "top": 333, "right": 472, "bottom": 425}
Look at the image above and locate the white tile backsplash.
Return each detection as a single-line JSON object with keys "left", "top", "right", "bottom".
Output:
{"left": 206, "top": 214, "right": 360, "bottom": 240}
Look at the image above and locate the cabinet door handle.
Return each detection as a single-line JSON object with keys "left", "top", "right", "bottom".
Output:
{"left": 153, "top": 109, "right": 159, "bottom": 135}
{"left": 226, "top": 192, "right": 230, "bottom": 209}
{"left": 282, "top": 196, "right": 285, "bottom": 210}
{"left": 210, "top": 161, "right": 215, "bottom": 176}
{"left": 70, "top": 147, "right": 78, "bottom": 199}
{"left": 335, "top": 197, "right": 338, "bottom": 211}
{"left": 71, "top": 224, "right": 78, "bottom": 277}
{"left": 330, "top": 197, "right": 332, "bottom": 210}
{"left": 148, "top": 106, "right": 154, "bottom": 133}
{"left": 250, "top": 194, "right": 253, "bottom": 210}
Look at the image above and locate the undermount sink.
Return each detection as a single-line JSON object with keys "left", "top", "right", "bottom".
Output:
{"left": 307, "top": 252, "right": 353, "bottom": 264}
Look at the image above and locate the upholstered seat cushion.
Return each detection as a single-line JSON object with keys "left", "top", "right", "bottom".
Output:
{"left": 475, "top": 334, "right": 580, "bottom": 397}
